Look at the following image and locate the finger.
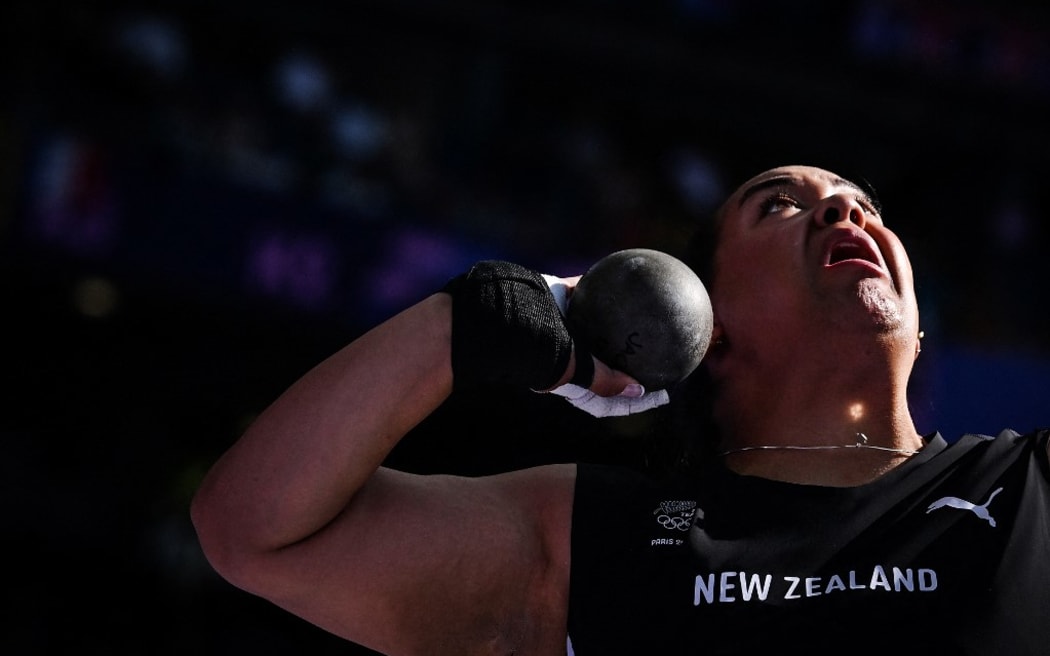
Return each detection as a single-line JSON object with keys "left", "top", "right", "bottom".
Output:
{"left": 589, "top": 357, "right": 640, "bottom": 398}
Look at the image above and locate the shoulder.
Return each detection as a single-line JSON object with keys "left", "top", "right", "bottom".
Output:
{"left": 950, "top": 428, "right": 1050, "bottom": 456}
{"left": 375, "top": 463, "right": 579, "bottom": 551}
{"left": 485, "top": 463, "right": 578, "bottom": 540}
{"left": 935, "top": 428, "right": 1050, "bottom": 484}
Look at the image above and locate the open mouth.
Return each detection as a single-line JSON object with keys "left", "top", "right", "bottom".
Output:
{"left": 823, "top": 234, "right": 884, "bottom": 270}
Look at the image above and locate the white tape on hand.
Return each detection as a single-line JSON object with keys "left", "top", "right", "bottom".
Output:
{"left": 549, "top": 383, "right": 669, "bottom": 418}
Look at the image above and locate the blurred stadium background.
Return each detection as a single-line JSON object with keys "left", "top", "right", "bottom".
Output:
{"left": 3, "top": 1, "right": 1048, "bottom": 653}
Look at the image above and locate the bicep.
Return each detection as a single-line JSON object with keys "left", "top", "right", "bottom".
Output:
{"left": 244, "top": 465, "right": 576, "bottom": 655}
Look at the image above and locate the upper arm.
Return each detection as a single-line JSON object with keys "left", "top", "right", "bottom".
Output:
{"left": 232, "top": 464, "right": 577, "bottom": 656}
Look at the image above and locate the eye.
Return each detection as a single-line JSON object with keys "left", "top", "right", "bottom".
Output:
{"left": 853, "top": 178, "right": 883, "bottom": 216}
{"left": 758, "top": 193, "right": 801, "bottom": 216}
{"left": 855, "top": 195, "right": 882, "bottom": 218}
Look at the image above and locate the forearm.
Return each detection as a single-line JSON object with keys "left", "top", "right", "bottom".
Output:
{"left": 192, "top": 292, "right": 453, "bottom": 558}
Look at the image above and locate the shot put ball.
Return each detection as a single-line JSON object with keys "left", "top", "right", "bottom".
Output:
{"left": 566, "top": 248, "right": 713, "bottom": 389}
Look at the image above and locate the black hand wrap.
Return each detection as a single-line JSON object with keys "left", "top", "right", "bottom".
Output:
{"left": 442, "top": 260, "right": 582, "bottom": 391}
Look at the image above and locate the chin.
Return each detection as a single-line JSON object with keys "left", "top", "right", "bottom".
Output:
{"left": 856, "top": 280, "right": 908, "bottom": 332}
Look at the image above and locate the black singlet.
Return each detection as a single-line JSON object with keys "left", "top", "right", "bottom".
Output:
{"left": 567, "top": 430, "right": 1050, "bottom": 655}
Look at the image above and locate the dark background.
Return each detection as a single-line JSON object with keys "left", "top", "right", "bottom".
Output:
{"left": 3, "top": 1, "right": 1049, "bottom": 653}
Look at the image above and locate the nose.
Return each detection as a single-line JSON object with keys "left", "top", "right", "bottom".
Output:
{"left": 814, "top": 195, "right": 867, "bottom": 229}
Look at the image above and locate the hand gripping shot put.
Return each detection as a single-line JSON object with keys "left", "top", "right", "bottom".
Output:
{"left": 567, "top": 248, "right": 713, "bottom": 390}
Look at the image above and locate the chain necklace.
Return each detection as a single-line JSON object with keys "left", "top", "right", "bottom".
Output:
{"left": 720, "top": 432, "right": 921, "bottom": 457}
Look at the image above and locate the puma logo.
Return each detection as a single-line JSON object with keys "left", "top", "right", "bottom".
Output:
{"left": 926, "top": 487, "right": 1003, "bottom": 527}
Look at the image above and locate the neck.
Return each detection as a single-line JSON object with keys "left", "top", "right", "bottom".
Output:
{"left": 710, "top": 339, "right": 923, "bottom": 486}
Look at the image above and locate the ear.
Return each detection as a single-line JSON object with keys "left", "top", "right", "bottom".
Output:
{"left": 914, "top": 330, "right": 924, "bottom": 359}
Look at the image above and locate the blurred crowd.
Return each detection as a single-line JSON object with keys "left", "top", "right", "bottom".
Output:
{"left": 10, "top": 1, "right": 1049, "bottom": 342}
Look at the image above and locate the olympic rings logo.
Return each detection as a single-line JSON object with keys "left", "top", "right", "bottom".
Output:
{"left": 656, "top": 513, "right": 693, "bottom": 531}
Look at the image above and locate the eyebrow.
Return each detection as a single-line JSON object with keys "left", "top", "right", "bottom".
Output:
{"left": 737, "top": 175, "right": 801, "bottom": 208}
{"left": 737, "top": 174, "right": 879, "bottom": 211}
